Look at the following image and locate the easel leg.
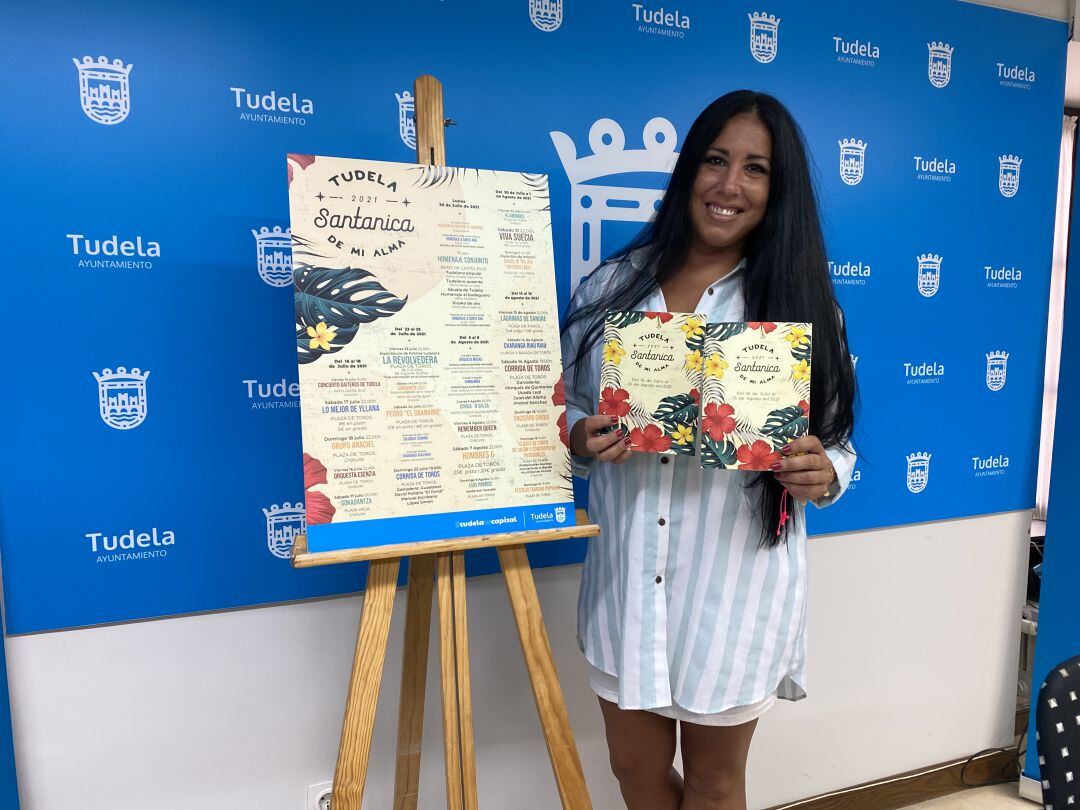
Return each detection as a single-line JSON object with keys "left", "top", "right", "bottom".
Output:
{"left": 393, "top": 554, "right": 435, "bottom": 810}
{"left": 438, "top": 553, "right": 465, "bottom": 810}
{"left": 332, "top": 557, "right": 401, "bottom": 810}
{"left": 498, "top": 544, "right": 593, "bottom": 810}
{"left": 452, "top": 551, "right": 479, "bottom": 810}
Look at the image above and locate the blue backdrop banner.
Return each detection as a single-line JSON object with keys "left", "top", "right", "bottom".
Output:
{"left": 1024, "top": 128, "right": 1079, "bottom": 785}
{"left": 0, "top": 0, "right": 1067, "bottom": 633}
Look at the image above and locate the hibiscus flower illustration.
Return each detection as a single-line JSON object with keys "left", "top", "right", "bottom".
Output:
{"left": 307, "top": 322, "right": 338, "bottom": 351}
{"left": 630, "top": 424, "right": 672, "bottom": 453}
{"left": 681, "top": 317, "right": 705, "bottom": 339}
{"left": 671, "top": 424, "right": 695, "bottom": 446}
{"left": 552, "top": 378, "right": 569, "bottom": 447}
{"left": 798, "top": 399, "right": 810, "bottom": 416}
{"left": 643, "top": 311, "right": 674, "bottom": 324}
{"left": 736, "top": 440, "right": 782, "bottom": 471}
{"left": 747, "top": 322, "right": 777, "bottom": 333}
{"left": 599, "top": 387, "right": 631, "bottom": 417}
{"left": 785, "top": 325, "right": 809, "bottom": 348}
{"left": 603, "top": 340, "right": 626, "bottom": 365}
{"left": 702, "top": 402, "right": 736, "bottom": 440}
{"left": 690, "top": 388, "right": 700, "bottom": 404}
{"left": 704, "top": 353, "right": 728, "bottom": 379}
{"left": 303, "top": 453, "right": 336, "bottom": 525}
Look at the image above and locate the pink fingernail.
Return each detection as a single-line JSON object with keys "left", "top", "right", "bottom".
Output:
{"left": 771, "top": 461, "right": 782, "bottom": 471}
{"left": 624, "top": 437, "right": 632, "bottom": 446}
{"left": 610, "top": 416, "right": 618, "bottom": 423}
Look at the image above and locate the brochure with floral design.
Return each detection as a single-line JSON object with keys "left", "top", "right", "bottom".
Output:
{"left": 599, "top": 311, "right": 706, "bottom": 455}
{"left": 699, "top": 322, "right": 812, "bottom": 470}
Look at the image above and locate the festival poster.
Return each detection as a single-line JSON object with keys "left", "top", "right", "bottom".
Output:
{"left": 699, "top": 322, "right": 812, "bottom": 470}
{"left": 599, "top": 311, "right": 706, "bottom": 455}
{"left": 287, "top": 155, "right": 573, "bottom": 553}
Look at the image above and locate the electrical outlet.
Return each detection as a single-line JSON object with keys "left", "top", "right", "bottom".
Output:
{"left": 307, "top": 781, "right": 332, "bottom": 810}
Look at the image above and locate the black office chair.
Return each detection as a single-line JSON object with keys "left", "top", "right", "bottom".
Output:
{"left": 1037, "top": 653, "right": 1080, "bottom": 808}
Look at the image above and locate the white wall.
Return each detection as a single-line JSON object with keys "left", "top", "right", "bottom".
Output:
{"left": 4, "top": 510, "right": 1029, "bottom": 810}
{"left": 964, "top": 0, "right": 1070, "bottom": 22}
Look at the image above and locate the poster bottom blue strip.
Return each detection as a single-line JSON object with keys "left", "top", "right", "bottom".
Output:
{"left": 306, "top": 501, "right": 578, "bottom": 553}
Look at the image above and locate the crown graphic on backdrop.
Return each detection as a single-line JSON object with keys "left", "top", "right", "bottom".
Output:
{"left": 748, "top": 12, "right": 781, "bottom": 63}
{"left": 73, "top": 55, "right": 133, "bottom": 125}
{"left": 93, "top": 366, "right": 149, "bottom": 430}
{"left": 551, "top": 117, "right": 679, "bottom": 289}
{"left": 263, "top": 502, "right": 306, "bottom": 560}
{"left": 252, "top": 226, "right": 293, "bottom": 288}
{"left": 840, "top": 138, "right": 868, "bottom": 148}
{"left": 552, "top": 118, "right": 678, "bottom": 184}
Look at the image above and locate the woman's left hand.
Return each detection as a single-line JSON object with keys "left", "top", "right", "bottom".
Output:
{"left": 771, "top": 435, "right": 836, "bottom": 503}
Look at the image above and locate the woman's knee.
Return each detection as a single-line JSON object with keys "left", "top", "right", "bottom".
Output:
{"left": 607, "top": 735, "right": 676, "bottom": 787}
{"left": 682, "top": 762, "right": 744, "bottom": 803}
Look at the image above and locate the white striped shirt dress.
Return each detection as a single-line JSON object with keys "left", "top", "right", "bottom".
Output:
{"left": 561, "top": 252, "right": 856, "bottom": 723}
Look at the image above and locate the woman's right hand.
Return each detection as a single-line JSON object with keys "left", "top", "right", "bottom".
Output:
{"left": 569, "top": 414, "right": 634, "bottom": 464}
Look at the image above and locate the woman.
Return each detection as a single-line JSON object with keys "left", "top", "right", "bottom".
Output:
{"left": 561, "top": 91, "right": 857, "bottom": 809}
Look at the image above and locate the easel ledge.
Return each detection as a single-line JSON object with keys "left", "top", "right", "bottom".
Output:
{"left": 292, "top": 508, "right": 598, "bottom": 567}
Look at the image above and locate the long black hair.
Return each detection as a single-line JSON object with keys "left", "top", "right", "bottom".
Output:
{"left": 562, "top": 90, "right": 856, "bottom": 547}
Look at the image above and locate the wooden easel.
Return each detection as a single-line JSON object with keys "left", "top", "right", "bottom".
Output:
{"left": 290, "top": 75, "right": 599, "bottom": 810}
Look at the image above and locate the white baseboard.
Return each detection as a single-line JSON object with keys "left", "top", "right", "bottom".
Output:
{"left": 1020, "top": 774, "right": 1042, "bottom": 803}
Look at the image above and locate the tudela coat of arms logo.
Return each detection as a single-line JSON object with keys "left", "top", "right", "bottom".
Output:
{"left": 927, "top": 42, "right": 953, "bottom": 88}
{"left": 748, "top": 13, "right": 780, "bottom": 63}
{"left": 263, "top": 502, "right": 306, "bottom": 559}
{"left": 93, "top": 367, "right": 149, "bottom": 430}
{"left": 529, "top": 0, "right": 563, "bottom": 31}
{"left": 839, "top": 139, "right": 867, "bottom": 186}
{"left": 917, "top": 254, "right": 942, "bottom": 298}
{"left": 73, "top": 56, "right": 132, "bottom": 125}
{"left": 906, "top": 452, "right": 931, "bottom": 494}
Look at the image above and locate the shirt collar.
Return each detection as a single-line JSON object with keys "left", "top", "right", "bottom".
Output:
{"left": 721, "top": 257, "right": 747, "bottom": 283}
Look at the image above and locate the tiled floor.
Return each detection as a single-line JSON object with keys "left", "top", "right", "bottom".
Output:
{"left": 905, "top": 783, "right": 1034, "bottom": 808}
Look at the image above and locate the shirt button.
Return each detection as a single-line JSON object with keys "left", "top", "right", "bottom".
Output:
{"left": 707, "top": 288, "right": 714, "bottom": 295}
{"left": 658, "top": 517, "right": 666, "bottom": 526}
{"left": 660, "top": 456, "right": 670, "bottom": 465}
{"left": 655, "top": 575, "right": 663, "bottom": 584}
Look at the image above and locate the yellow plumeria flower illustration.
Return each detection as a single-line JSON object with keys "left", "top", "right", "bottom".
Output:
{"left": 307, "top": 321, "right": 337, "bottom": 351}
{"left": 684, "top": 350, "right": 703, "bottom": 372}
{"left": 792, "top": 359, "right": 811, "bottom": 381}
{"left": 785, "top": 326, "right": 809, "bottom": 348}
{"left": 705, "top": 353, "right": 728, "bottom": 379}
{"left": 603, "top": 340, "right": 626, "bottom": 365}
{"left": 681, "top": 317, "right": 704, "bottom": 339}
{"left": 672, "top": 424, "right": 695, "bottom": 446}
